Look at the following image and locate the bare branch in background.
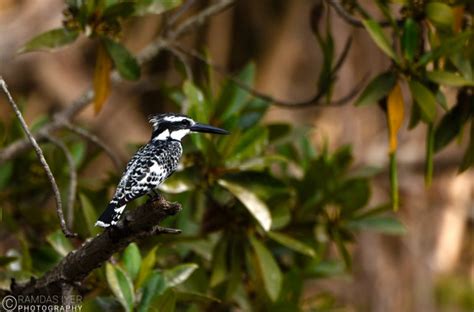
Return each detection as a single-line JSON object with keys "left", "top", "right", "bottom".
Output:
{"left": 165, "top": 45, "right": 194, "bottom": 81}
{"left": 0, "top": 77, "right": 76, "bottom": 238}
{"left": 169, "top": 42, "right": 365, "bottom": 108}
{"left": 61, "top": 121, "right": 123, "bottom": 170}
{"left": 169, "top": 0, "right": 235, "bottom": 39}
{"left": 10, "top": 197, "right": 182, "bottom": 298}
{"left": 326, "top": 0, "right": 391, "bottom": 28}
{"left": 0, "top": 0, "right": 237, "bottom": 165}
{"left": 45, "top": 135, "right": 78, "bottom": 229}
{"left": 167, "top": 0, "right": 197, "bottom": 28}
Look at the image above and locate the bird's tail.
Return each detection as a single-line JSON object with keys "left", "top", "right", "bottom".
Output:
{"left": 95, "top": 200, "right": 126, "bottom": 228}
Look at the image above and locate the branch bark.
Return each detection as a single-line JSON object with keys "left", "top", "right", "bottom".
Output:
{"left": 0, "top": 77, "right": 76, "bottom": 237}
{"left": 10, "top": 197, "right": 182, "bottom": 299}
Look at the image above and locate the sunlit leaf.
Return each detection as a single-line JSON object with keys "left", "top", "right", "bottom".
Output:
{"left": 418, "top": 32, "right": 472, "bottom": 66}
{"left": 426, "top": 2, "right": 454, "bottom": 29}
{"left": 426, "top": 71, "right": 474, "bottom": 87}
{"left": 347, "top": 216, "right": 406, "bottom": 235}
{"left": 183, "top": 80, "right": 209, "bottom": 122}
{"left": 136, "top": 246, "right": 158, "bottom": 289}
{"left": 267, "top": 231, "right": 316, "bottom": 257}
{"left": 249, "top": 236, "right": 282, "bottom": 301}
{"left": 408, "top": 80, "right": 437, "bottom": 122}
{"left": 355, "top": 72, "right": 396, "bottom": 106}
{"left": 46, "top": 230, "right": 73, "bottom": 257}
{"left": 164, "top": 263, "right": 198, "bottom": 287}
{"left": 158, "top": 169, "right": 195, "bottom": 194}
{"left": 106, "top": 263, "right": 135, "bottom": 312}
{"left": 104, "top": 38, "right": 140, "bottom": 80}
{"left": 18, "top": 28, "right": 78, "bottom": 54}
{"left": 218, "top": 179, "right": 272, "bottom": 231}
{"left": 387, "top": 82, "right": 405, "bottom": 153}
{"left": 123, "top": 243, "right": 142, "bottom": 281}
{"left": 362, "top": 19, "right": 398, "bottom": 61}
{"left": 93, "top": 42, "right": 112, "bottom": 114}
{"left": 135, "top": 0, "right": 182, "bottom": 16}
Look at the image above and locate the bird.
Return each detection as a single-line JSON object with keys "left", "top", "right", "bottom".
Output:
{"left": 95, "top": 113, "right": 229, "bottom": 227}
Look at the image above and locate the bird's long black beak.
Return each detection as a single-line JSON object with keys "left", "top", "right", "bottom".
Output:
{"left": 190, "top": 123, "right": 229, "bottom": 135}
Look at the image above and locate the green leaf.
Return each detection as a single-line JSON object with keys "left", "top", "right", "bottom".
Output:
{"left": 0, "top": 256, "right": 18, "bottom": 267}
{"left": 249, "top": 236, "right": 282, "bottom": 301}
{"left": 0, "top": 161, "right": 13, "bottom": 190}
{"left": 408, "top": 80, "right": 437, "bottom": 122}
{"left": 70, "top": 142, "right": 86, "bottom": 167}
{"left": 153, "top": 289, "right": 176, "bottom": 312}
{"left": 18, "top": 28, "right": 78, "bottom": 53}
{"left": 305, "top": 260, "right": 345, "bottom": 277}
{"left": 225, "top": 126, "right": 268, "bottom": 163}
{"left": 217, "top": 63, "right": 256, "bottom": 121}
{"left": 210, "top": 239, "right": 228, "bottom": 287}
{"left": 401, "top": 18, "right": 420, "bottom": 62}
{"left": 459, "top": 121, "right": 474, "bottom": 173}
{"left": 175, "top": 291, "right": 221, "bottom": 303}
{"left": 418, "top": 32, "right": 472, "bottom": 66}
{"left": 426, "top": 2, "right": 454, "bottom": 29}
{"left": 426, "top": 71, "right": 474, "bottom": 87}
{"left": 355, "top": 72, "right": 396, "bottom": 106}
{"left": 164, "top": 263, "right": 198, "bottom": 287}
{"left": 362, "top": 19, "right": 398, "bottom": 61}
{"left": 334, "top": 178, "right": 370, "bottom": 213}
{"left": 389, "top": 152, "right": 399, "bottom": 211}
{"left": 137, "top": 271, "right": 166, "bottom": 312}
{"left": 347, "top": 216, "right": 406, "bottom": 235}
{"left": 136, "top": 246, "right": 158, "bottom": 289}
{"left": 183, "top": 80, "right": 209, "bottom": 123}
{"left": 79, "top": 194, "right": 100, "bottom": 236}
{"left": 267, "top": 231, "right": 316, "bottom": 257}
{"left": 103, "top": 1, "right": 136, "bottom": 19}
{"left": 135, "top": 0, "right": 182, "bottom": 16}
{"left": 158, "top": 169, "right": 195, "bottom": 194}
{"left": 104, "top": 38, "right": 141, "bottom": 80}
{"left": 434, "top": 103, "right": 468, "bottom": 152}
{"left": 46, "top": 230, "right": 73, "bottom": 257}
{"left": 218, "top": 179, "right": 272, "bottom": 231}
{"left": 123, "top": 243, "right": 142, "bottom": 281}
{"left": 106, "top": 263, "right": 135, "bottom": 312}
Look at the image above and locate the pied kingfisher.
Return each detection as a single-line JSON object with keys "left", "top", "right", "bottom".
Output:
{"left": 95, "top": 113, "right": 229, "bottom": 227}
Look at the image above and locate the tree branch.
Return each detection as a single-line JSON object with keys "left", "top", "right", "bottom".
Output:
{"left": 10, "top": 197, "right": 182, "bottom": 299}
{"left": 0, "top": 0, "right": 236, "bottom": 165}
{"left": 61, "top": 121, "right": 123, "bottom": 170}
{"left": 0, "top": 77, "right": 76, "bottom": 238}
{"left": 168, "top": 42, "right": 366, "bottom": 108}
{"left": 325, "top": 0, "right": 391, "bottom": 28}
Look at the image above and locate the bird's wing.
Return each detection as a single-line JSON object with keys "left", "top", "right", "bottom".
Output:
{"left": 113, "top": 142, "right": 169, "bottom": 207}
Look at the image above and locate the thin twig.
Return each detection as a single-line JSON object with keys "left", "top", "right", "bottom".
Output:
{"left": 61, "top": 121, "right": 122, "bottom": 170}
{"left": 167, "top": 0, "right": 197, "bottom": 27}
{"left": 169, "top": 0, "right": 235, "bottom": 39}
{"left": 165, "top": 45, "right": 194, "bottom": 81}
{"left": 0, "top": 0, "right": 235, "bottom": 165}
{"left": 169, "top": 42, "right": 365, "bottom": 108}
{"left": 326, "top": 0, "right": 391, "bottom": 28}
{"left": 45, "top": 135, "right": 78, "bottom": 229}
{"left": 0, "top": 77, "right": 76, "bottom": 237}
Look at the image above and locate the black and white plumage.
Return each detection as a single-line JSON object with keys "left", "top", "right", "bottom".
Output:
{"left": 95, "top": 113, "right": 229, "bottom": 228}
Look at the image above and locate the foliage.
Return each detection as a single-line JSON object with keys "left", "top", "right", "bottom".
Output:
{"left": 355, "top": 0, "right": 473, "bottom": 206}
{"left": 2, "top": 0, "right": 471, "bottom": 311}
